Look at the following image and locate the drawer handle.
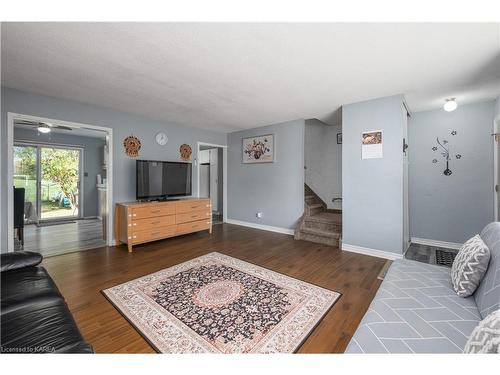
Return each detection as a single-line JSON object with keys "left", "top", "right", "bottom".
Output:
{"left": 151, "top": 210, "right": 161, "bottom": 213}
{"left": 191, "top": 215, "right": 198, "bottom": 218}
{"left": 192, "top": 225, "right": 198, "bottom": 228}
{"left": 151, "top": 221, "right": 160, "bottom": 224}
{"left": 151, "top": 232, "right": 160, "bottom": 236}
{"left": 191, "top": 206, "right": 199, "bottom": 209}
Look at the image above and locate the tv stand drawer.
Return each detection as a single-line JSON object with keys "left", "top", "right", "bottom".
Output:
{"left": 176, "top": 209, "right": 211, "bottom": 224}
{"left": 131, "top": 204, "right": 175, "bottom": 219}
{"left": 176, "top": 200, "right": 210, "bottom": 214}
{"left": 176, "top": 219, "right": 211, "bottom": 234}
{"left": 131, "top": 225, "right": 176, "bottom": 244}
{"left": 131, "top": 215, "right": 176, "bottom": 232}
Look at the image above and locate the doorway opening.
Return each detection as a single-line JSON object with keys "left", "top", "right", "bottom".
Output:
{"left": 196, "top": 142, "right": 227, "bottom": 225}
{"left": 7, "top": 113, "right": 113, "bottom": 256}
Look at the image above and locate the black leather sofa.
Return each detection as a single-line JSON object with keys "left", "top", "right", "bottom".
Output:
{"left": 1, "top": 251, "right": 93, "bottom": 353}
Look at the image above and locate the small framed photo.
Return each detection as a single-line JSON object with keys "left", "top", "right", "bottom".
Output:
{"left": 337, "top": 133, "right": 342, "bottom": 144}
{"left": 242, "top": 134, "right": 274, "bottom": 163}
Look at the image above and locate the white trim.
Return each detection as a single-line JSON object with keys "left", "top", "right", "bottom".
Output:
{"left": 411, "top": 237, "right": 462, "bottom": 250}
{"left": 341, "top": 243, "right": 403, "bottom": 260}
{"left": 196, "top": 141, "right": 228, "bottom": 223}
{"left": 226, "top": 219, "right": 294, "bottom": 236}
{"left": 7, "top": 112, "right": 114, "bottom": 252}
{"left": 7, "top": 113, "right": 15, "bottom": 253}
{"left": 494, "top": 114, "right": 499, "bottom": 221}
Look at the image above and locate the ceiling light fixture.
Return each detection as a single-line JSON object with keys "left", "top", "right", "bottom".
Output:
{"left": 37, "top": 124, "right": 52, "bottom": 133}
{"left": 443, "top": 98, "right": 458, "bottom": 112}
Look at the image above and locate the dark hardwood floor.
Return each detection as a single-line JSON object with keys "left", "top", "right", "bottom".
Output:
{"left": 42, "top": 223, "right": 386, "bottom": 353}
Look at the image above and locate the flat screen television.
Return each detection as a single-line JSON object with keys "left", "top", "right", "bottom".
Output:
{"left": 136, "top": 160, "right": 192, "bottom": 200}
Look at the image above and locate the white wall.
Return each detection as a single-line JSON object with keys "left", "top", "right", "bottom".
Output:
{"left": 227, "top": 119, "right": 305, "bottom": 230}
{"left": 304, "top": 119, "right": 342, "bottom": 209}
{"left": 409, "top": 100, "right": 495, "bottom": 243}
{"left": 342, "top": 94, "right": 406, "bottom": 255}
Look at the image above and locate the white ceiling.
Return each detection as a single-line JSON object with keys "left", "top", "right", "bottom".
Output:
{"left": 2, "top": 23, "right": 500, "bottom": 133}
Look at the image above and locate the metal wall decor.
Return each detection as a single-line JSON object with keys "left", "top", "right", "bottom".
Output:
{"left": 123, "top": 135, "right": 142, "bottom": 157}
{"left": 431, "top": 130, "right": 462, "bottom": 176}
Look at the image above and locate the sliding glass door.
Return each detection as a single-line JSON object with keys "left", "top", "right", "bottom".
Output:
{"left": 13, "top": 145, "right": 38, "bottom": 222}
{"left": 13, "top": 144, "right": 82, "bottom": 222}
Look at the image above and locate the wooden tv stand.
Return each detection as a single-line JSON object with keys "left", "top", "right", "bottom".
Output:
{"left": 114, "top": 198, "right": 212, "bottom": 253}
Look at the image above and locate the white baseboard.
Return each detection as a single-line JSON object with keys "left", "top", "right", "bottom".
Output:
{"left": 342, "top": 243, "right": 403, "bottom": 260}
{"left": 225, "top": 219, "right": 294, "bottom": 236}
{"left": 411, "top": 237, "right": 462, "bottom": 250}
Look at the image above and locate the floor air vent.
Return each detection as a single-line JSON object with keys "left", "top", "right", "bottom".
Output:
{"left": 435, "top": 249, "right": 457, "bottom": 267}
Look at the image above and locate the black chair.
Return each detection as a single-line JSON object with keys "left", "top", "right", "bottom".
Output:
{"left": 13, "top": 187, "right": 25, "bottom": 246}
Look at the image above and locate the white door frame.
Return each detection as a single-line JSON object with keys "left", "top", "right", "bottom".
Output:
{"left": 7, "top": 112, "right": 114, "bottom": 252}
{"left": 196, "top": 142, "right": 228, "bottom": 222}
{"left": 494, "top": 114, "right": 500, "bottom": 221}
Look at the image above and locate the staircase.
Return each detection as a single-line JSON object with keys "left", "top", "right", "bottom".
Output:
{"left": 294, "top": 184, "right": 342, "bottom": 247}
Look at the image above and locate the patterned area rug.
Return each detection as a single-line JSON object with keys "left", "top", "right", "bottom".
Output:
{"left": 102, "top": 252, "right": 340, "bottom": 353}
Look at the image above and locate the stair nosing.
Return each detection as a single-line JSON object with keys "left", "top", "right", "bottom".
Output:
{"left": 307, "top": 203, "right": 324, "bottom": 208}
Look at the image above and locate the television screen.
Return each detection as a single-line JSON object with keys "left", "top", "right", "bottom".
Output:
{"left": 136, "top": 160, "right": 192, "bottom": 200}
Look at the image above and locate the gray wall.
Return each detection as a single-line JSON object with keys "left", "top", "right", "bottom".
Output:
{"left": 496, "top": 96, "right": 500, "bottom": 119}
{"left": 13, "top": 127, "right": 106, "bottom": 218}
{"left": 409, "top": 100, "right": 495, "bottom": 243}
{"left": 227, "top": 119, "right": 305, "bottom": 230}
{"left": 342, "top": 94, "right": 406, "bottom": 255}
{"left": 1, "top": 87, "right": 227, "bottom": 251}
{"left": 304, "top": 119, "right": 342, "bottom": 209}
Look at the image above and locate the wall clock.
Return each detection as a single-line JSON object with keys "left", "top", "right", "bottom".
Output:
{"left": 155, "top": 132, "right": 168, "bottom": 146}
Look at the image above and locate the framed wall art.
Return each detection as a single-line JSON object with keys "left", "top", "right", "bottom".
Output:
{"left": 242, "top": 134, "right": 275, "bottom": 164}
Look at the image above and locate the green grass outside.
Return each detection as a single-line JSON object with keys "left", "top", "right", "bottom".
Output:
{"left": 13, "top": 177, "right": 71, "bottom": 212}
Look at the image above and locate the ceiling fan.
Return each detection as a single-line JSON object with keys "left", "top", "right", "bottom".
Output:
{"left": 15, "top": 119, "right": 73, "bottom": 134}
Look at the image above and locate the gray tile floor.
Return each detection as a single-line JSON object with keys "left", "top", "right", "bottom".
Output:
{"left": 405, "top": 242, "right": 458, "bottom": 267}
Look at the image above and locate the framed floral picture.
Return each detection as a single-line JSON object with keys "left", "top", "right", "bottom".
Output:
{"left": 242, "top": 134, "right": 275, "bottom": 163}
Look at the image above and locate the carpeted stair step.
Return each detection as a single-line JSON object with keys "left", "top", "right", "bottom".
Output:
{"left": 304, "top": 212, "right": 342, "bottom": 232}
{"left": 307, "top": 203, "right": 325, "bottom": 215}
{"left": 297, "top": 227, "right": 340, "bottom": 247}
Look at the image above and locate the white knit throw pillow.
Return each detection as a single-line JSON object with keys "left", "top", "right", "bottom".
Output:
{"left": 464, "top": 309, "right": 500, "bottom": 353}
{"left": 451, "top": 235, "right": 490, "bottom": 297}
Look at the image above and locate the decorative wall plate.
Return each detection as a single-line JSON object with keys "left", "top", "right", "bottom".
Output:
{"left": 123, "top": 135, "right": 142, "bottom": 157}
{"left": 179, "top": 143, "right": 192, "bottom": 161}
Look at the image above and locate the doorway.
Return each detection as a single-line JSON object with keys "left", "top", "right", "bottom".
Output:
{"left": 196, "top": 142, "right": 227, "bottom": 224}
{"left": 7, "top": 113, "right": 114, "bottom": 255}
{"left": 14, "top": 143, "right": 83, "bottom": 222}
